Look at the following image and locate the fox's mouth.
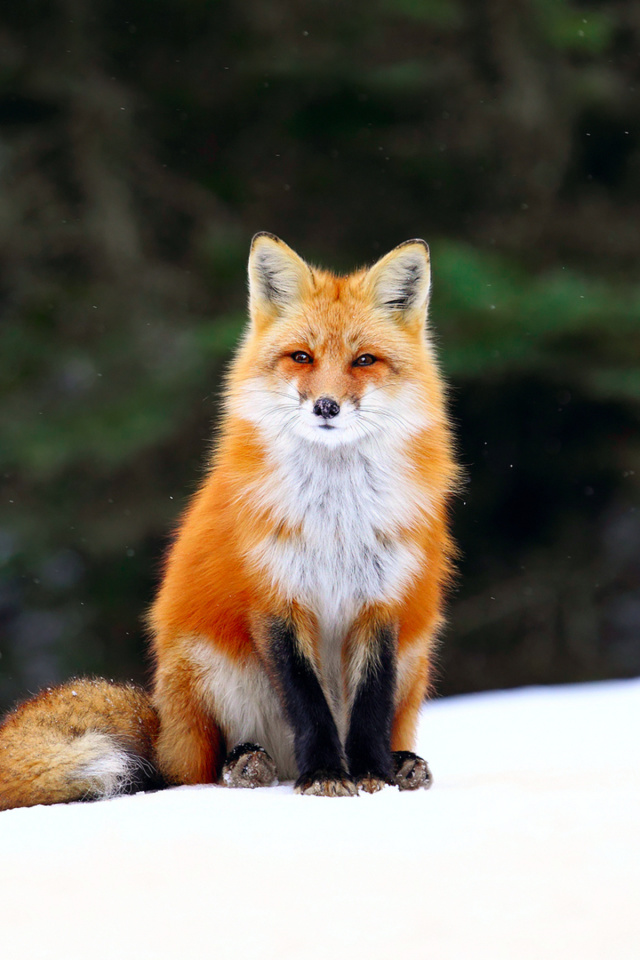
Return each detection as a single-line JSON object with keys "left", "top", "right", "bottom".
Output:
{"left": 318, "top": 423, "right": 335, "bottom": 430}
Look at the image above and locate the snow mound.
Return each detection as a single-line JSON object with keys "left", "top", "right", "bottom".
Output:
{"left": 1, "top": 680, "right": 639, "bottom": 960}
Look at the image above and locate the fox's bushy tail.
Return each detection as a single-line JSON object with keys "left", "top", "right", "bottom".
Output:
{"left": 0, "top": 679, "right": 162, "bottom": 810}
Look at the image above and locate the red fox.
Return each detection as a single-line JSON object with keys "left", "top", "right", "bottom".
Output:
{"left": 0, "top": 234, "right": 459, "bottom": 808}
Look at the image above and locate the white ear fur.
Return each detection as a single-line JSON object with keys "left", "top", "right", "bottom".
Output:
{"left": 248, "top": 233, "right": 313, "bottom": 322}
{"left": 365, "top": 240, "right": 431, "bottom": 326}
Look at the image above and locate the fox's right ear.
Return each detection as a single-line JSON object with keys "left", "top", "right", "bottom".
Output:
{"left": 248, "top": 233, "right": 314, "bottom": 329}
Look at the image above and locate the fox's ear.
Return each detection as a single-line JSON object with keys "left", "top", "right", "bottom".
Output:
{"left": 365, "top": 240, "right": 431, "bottom": 330}
{"left": 248, "top": 233, "right": 314, "bottom": 327}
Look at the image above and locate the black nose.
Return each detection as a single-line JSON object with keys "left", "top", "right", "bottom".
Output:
{"left": 313, "top": 396, "right": 340, "bottom": 419}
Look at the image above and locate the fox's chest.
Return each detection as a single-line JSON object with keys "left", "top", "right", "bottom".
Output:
{"left": 249, "top": 445, "right": 421, "bottom": 633}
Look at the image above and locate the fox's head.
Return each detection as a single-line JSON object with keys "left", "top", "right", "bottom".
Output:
{"left": 227, "top": 233, "right": 442, "bottom": 449}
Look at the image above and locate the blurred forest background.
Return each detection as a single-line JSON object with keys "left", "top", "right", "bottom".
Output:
{"left": 1, "top": 0, "right": 639, "bottom": 712}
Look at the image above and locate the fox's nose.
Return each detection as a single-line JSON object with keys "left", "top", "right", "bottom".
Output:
{"left": 313, "top": 396, "right": 340, "bottom": 419}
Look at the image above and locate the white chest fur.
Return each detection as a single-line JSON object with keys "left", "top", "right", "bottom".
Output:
{"left": 249, "top": 440, "right": 423, "bottom": 638}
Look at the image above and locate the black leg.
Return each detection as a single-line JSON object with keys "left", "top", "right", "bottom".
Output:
{"left": 345, "top": 624, "right": 396, "bottom": 792}
{"left": 267, "top": 618, "right": 356, "bottom": 796}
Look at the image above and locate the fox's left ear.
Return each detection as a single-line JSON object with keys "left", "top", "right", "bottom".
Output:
{"left": 365, "top": 240, "right": 431, "bottom": 330}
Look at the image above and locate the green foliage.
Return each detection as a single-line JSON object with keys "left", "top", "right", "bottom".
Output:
{"left": 379, "top": 0, "right": 464, "bottom": 29}
{"left": 435, "top": 244, "right": 640, "bottom": 400}
{"left": 533, "top": 0, "right": 615, "bottom": 55}
{"left": 1, "top": 0, "right": 639, "bottom": 709}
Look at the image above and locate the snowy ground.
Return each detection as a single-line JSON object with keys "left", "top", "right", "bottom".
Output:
{"left": 1, "top": 680, "right": 639, "bottom": 960}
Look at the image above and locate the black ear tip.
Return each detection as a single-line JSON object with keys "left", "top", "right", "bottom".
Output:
{"left": 396, "top": 238, "right": 429, "bottom": 257}
{"left": 251, "top": 231, "right": 282, "bottom": 248}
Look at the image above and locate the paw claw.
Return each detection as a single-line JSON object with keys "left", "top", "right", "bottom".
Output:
{"left": 295, "top": 771, "right": 357, "bottom": 797}
{"left": 356, "top": 775, "right": 388, "bottom": 794}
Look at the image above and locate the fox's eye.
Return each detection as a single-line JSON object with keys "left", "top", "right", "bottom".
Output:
{"left": 353, "top": 354, "right": 377, "bottom": 367}
{"left": 291, "top": 351, "right": 313, "bottom": 364}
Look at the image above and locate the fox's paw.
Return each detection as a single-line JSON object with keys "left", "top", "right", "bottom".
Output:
{"left": 391, "top": 751, "right": 433, "bottom": 791}
{"left": 355, "top": 774, "right": 390, "bottom": 794}
{"left": 222, "top": 743, "right": 277, "bottom": 789}
{"left": 294, "top": 770, "right": 357, "bottom": 797}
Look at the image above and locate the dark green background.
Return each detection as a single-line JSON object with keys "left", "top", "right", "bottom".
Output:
{"left": 1, "top": 0, "right": 639, "bottom": 711}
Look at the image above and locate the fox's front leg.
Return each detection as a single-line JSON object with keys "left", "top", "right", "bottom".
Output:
{"left": 262, "top": 613, "right": 356, "bottom": 797}
{"left": 344, "top": 613, "right": 397, "bottom": 793}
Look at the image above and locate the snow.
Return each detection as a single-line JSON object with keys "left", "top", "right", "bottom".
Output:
{"left": 2, "top": 680, "right": 639, "bottom": 960}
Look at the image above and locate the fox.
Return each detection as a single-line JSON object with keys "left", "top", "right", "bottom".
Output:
{"left": 0, "top": 233, "right": 459, "bottom": 808}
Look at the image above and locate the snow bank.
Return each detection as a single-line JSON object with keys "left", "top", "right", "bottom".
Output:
{"left": 2, "top": 680, "right": 639, "bottom": 960}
